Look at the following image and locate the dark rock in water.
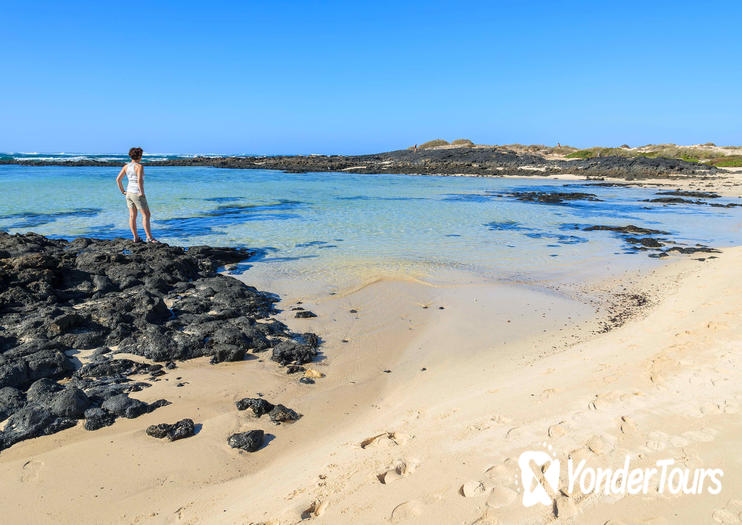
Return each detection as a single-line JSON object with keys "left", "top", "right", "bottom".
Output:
{"left": 582, "top": 224, "right": 669, "bottom": 235}
{"left": 145, "top": 418, "right": 195, "bottom": 441}
{"left": 295, "top": 310, "right": 317, "bottom": 318}
{"left": 271, "top": 340, "right": 318, "bottom": 365}
{"left": 286, "top": 365, "right": 305, "bottom": 374}
{"left": 0, "top": 386, "right": 25, "bottom": 421}
{"left": 299, "top": 377, "right": 315, "bottom": 384}
{"left": 235, "top": 397, "right": 275, "bottom": 416}
{"left": 165, "top": 361, "right": 177, "bottom": 370}
{"left": 656, "top": 190, "right": 720, "bottom": 199}
{"left": 645, "top": 197, "right": 705, "bottom": 205}
{"left": 50, "top": 387, "right": 90, "bottom": 418}
{"left": 269, "top": 404, "right": 301, "bottom": 423}
{"left": 83, "top": 407, "right": 116, "bottom": 431}
{"left": 227, "top": 429, "right": 264, "bottom": 452}
{"left": 625, "top": 237, "right": 665, "bottom": 248}
{"left": 708, "top": 202, "right": 742, "bottom": 208}
{"left": 508, "top": 192, "right": 601, "bottom": 205}
{"left": 0, "top": 232, "right": 319, "bottom": 450}
{"left": 666, "top": 245, "right": 720, "bottom": 255}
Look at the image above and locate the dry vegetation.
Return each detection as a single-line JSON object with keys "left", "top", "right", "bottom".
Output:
{"left": 408, "top": 139, "right": 742, "bottom": 166}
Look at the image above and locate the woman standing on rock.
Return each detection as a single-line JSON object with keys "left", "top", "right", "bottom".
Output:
{"left": 116, "top": 147, "right": 158, "bottom": 243}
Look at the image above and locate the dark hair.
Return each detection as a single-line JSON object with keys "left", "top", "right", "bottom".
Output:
{"left": 128, "top": 147, "right": 143, "bottom": 161}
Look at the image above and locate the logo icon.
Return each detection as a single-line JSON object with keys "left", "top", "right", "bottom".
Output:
{"left": 518, "top": 444, "right": 560, "bottom": 507}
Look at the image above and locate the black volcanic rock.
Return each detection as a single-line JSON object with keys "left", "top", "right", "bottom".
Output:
{"left": 227, "top": 430, "right": 264, "bottom": 452}
{"left": 235, "top": 397, "right": 275, "bottom": 416}
{"left": 0, "top": 233, "right": 319, "bottom": 451}
{"left": 271, "top": 340, "right": 318, "bottom": 365}
{"left": 101, "top": 394, "right": 151, "bottom": 419}
{"left": 83, "top": 408, "right": 116, "bottom": 431}
{"left": 509, "top": 191, "right": 601, "bottom": 204}
{"left": 50, "top": 387, "right": 90, "bottom": 418}
{"left": 145, "top": 418, "right": 195, "bottom": 441}
{"left": 268, "top": 404, "right": 302, "bottom": 423}
{"left": 0, "top": 387, "right": 25, "bottom": 420}
{"left": 0, "top": 147, "right": 718, "bottom": 180}
{"left": 582, "top": 225, "right": 669, "bottom": 235}
{"left": 1, "top": 405, "right": 77, "bottom": 449}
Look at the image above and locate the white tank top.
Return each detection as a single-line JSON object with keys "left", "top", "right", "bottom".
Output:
{"left": 125, "top": 162, "right": 140, "bottom": 194}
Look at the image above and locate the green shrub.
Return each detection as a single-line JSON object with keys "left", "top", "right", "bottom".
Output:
{"left": 451, "top": 138, "right": 474, "bottom": 146}
{"left": 566, "top": 149, "right": 596, "bottom": 159}
{"left": 419, "top": 139, "right": 449, "bottom": 149}
{"left": 707, "top": 156, "right": 742, "bottom": 167}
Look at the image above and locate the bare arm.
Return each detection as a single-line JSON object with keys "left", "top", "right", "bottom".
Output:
{"left": 136, "top": 164, "right": 145, "bottom": 197}
{"left": 116, "top": 165, "right": 127, "bottom": 194}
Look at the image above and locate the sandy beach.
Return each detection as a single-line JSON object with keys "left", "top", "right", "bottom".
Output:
{"left": 1, "top": 189, "right": 741, "bottom": 525}
{"left": 4, "top": 1, "right": 742, "bottom": 522}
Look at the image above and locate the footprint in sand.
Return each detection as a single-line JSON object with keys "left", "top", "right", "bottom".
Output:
{"left": 619, "top": 415, "right": 638, "bottom": 434}
{"left": 20, "top": 459, "right": 43, "bottom": 482}
{"left": 504, "top": 427, "right": 522, "bottom": 440}
{"left": 669, "top": 436, "right": 690, "bottom": 447}
{"left": 360, "top": 431, "right": 410, "bottom": 449}
{"left": 486, "top": 486, "right": 517, "bottom": 509}
{"left": 645, "top": 431, "right": 670, "bottom": 451}
{"left": 548, "top": 421, "right": 568, "bottom": 438}
{"left": 586, "top": 435, "right": 614, "bottom": 455}
{"left": 484, "top": 460, "right": 517, "bottom": 483}
{"left": 554, "top": 494, "right": 578, "bottom": 519}
{"left": 460, "top": 480, "right": 487, "bottom": 498}
{"left": 378, "top": 459, "right": 418, "bottom": 484}
{"left": 390, "top": 500, "right": 424, "bottom": 522}
{"left": 700, "top": 402, "right": 724, "bottom": 415}
{"left": 682, "top": 427, "right": 717, "bottom": 443}
{"left": 301, "top": 499, "right": 329, "bottom": 519}
{"left": 471, "top": 510, "right": 499, "bottom": 525}
{"left": 588, "top": 391, "right": 622, "bottom": 411}
{"left": 711, "top": 509, "right": 740, "bottom": 524}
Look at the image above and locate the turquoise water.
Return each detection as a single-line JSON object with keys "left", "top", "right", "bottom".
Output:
{"left": 1, "top": 165, "right": 741, "bottom": 293}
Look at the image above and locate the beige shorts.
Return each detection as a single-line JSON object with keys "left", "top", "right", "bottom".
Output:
{"left": 125, "top": 192, "right": 150, "bottom": 213}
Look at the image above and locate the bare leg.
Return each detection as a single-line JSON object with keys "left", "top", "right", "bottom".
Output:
{"left": 129, "top": 207, "right": 140, "bottom": 241}
{"left": 142, "top": 209, "right": 154, "bottom": 241}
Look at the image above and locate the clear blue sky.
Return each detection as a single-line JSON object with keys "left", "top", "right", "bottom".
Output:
{"left": 2, "top": 1, "right": 740, "bottom": 154}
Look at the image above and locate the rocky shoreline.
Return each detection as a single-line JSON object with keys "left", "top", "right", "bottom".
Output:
{"left": 0, "top": 233, "right": 318, "bottom": 452}
{"left": 0, "top": 147, "right": 718, "bottom": 180}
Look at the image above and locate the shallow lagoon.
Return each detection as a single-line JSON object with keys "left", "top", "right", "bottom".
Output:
{"left": 2, "top": 165, "right": 741, "bottom": 293}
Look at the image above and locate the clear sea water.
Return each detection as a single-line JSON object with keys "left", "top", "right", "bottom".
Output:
{"left": 1, "top": 164, "right": 741, "bottom": 295}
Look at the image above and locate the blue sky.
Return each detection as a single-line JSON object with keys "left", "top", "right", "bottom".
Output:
{"left": 1, "top": 1, "right": 740, "bottom": 154}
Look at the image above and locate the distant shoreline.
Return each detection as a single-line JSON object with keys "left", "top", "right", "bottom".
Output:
{"left": 0, "top": 146, "right": 719, "bottom": 180}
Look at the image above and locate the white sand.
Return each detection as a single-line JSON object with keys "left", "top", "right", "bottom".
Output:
{"left": 1, "top": 242, "right": 741, "bottom": 524}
